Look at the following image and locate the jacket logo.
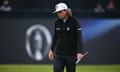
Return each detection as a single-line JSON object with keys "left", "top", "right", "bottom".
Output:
{"left": 77, "top": 28, "right": 82, "bottom": 30}
{"left": 67, "top": 27, "right": 70, "bottom": 31}
{"left": 56, "top": 28, "right": 61, "bottom": 30}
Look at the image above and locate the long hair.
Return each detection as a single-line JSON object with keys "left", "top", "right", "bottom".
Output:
{"left": 67, "top": 8, "right": 72, "bottom": 16}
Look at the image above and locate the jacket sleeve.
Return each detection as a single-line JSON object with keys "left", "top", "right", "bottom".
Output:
{"left": 75, "top": 21, "right": 83, "bottom": 54}
{"left": 51, "top": 23, "right": 57, "bottom": 52}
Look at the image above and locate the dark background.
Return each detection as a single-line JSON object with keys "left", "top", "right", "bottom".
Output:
{"left": 0, "top": 18, "right": 120, "bottom": 64}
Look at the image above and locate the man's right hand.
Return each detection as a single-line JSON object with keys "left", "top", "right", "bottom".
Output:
{"left": 48, "top": 50, "right": 54, "bottom": 61}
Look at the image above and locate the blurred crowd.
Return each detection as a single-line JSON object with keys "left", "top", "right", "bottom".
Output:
{"left": 0, "top": 0, "right": 119, "bottom": 13}
{"left": 0, "top": 0, "right": 12, "bottom": 12}
{"left": 93, "top": 0, "right": 118, "bottom": 13}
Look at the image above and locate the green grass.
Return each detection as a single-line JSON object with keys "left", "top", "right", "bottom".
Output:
{"left": 0, "top": 64, "right": 120, "bottom": 72}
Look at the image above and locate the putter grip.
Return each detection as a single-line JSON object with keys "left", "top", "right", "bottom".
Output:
{"left": 76, "top": 51, "right": 88, "bottom": 64}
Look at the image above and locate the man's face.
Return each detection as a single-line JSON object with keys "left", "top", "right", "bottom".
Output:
{"left": 57, "top": 10, "right": 68, "bottom": 19}
{"left": 4, "top": 1, "right": 9, "bottom": 5}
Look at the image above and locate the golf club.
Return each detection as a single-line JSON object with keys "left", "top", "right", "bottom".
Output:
{"left": 76, "top": 51, "right": 88, "bottom": 64}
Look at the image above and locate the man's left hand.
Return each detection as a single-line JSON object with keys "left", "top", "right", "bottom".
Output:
{"left": 77, "top": 53, "right": 83, "bottom": 59}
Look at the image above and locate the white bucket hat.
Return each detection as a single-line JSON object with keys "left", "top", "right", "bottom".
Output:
{"left": 53, "top": 3, "right": 68, "bottom": 13}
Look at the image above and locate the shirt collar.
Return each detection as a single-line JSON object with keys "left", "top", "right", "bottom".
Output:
{"left": 63, "top": 19, "right": 67, "bottom": 23}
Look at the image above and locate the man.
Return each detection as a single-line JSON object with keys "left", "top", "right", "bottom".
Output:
{"left": 48, "top": 3, "right": 83, "bottom": 72}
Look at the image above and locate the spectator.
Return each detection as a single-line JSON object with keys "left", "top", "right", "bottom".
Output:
{"left": 94, "top": 3, "right": 104, "bottom": 13}
{"left": 106, "top": 0, "right": 115, "bottom": 10}
{"left": 0, "top": 0, "right": 12, "bottom": 12}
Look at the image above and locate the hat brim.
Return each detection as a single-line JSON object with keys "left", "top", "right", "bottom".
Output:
{"left": 53, "top": 10, "right": 62, "bottom": 13}
{"left": 53, "top": 9, "right": 68, "bottom": 13}
{"left": 53, "top": 11, "right": 58, "bottom": 13}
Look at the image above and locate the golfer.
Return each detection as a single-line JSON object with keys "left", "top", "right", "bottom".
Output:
{"left": 48, "top": 3, "right": 83, "bottom": 72}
